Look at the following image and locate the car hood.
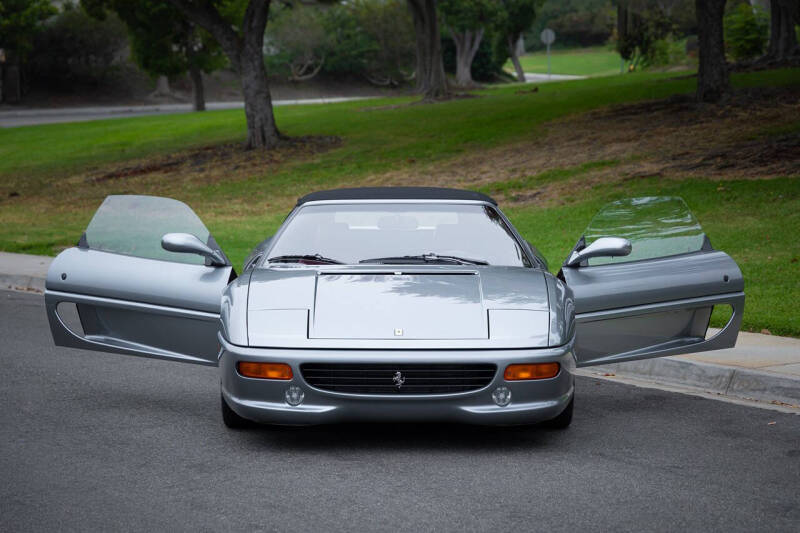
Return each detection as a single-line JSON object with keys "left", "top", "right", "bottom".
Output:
{"left": 246, "top": 265, "right": 552, "bottom": 349}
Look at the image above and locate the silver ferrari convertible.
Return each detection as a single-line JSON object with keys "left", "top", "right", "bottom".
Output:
{"left": 45, "top": 188, "right": 744, "bottom": 429}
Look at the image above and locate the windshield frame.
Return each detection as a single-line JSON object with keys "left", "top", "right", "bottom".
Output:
{"left": 258, "top": 199, "right": 541, "bottom": 269}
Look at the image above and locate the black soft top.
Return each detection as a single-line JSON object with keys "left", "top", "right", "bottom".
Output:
{"left": 296, "top": 187, "right": 497, "bottom": 206}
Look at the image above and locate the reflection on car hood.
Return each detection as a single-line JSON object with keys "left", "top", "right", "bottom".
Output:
{"left": 246, "top": 265, "right": 551, "bottom": 348}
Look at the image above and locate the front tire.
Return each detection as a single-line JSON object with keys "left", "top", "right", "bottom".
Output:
{"left": 543, "top": 395, "right": 573, "bottom": 429}
{"left": 221, "top": 394, "right": 253, "bottom": 429}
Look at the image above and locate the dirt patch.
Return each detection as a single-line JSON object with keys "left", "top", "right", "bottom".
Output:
{"left": 88, "top": 135, "right": 341, "bottom": 186}
{"left": 21, "top": 86, "right": 798, "bottom": 212}
{"left": 360, "top": 86, "right": 800, "bottom": 206}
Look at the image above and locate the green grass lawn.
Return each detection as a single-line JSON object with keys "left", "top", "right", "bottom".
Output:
{"left": 505, "top": 46, "right": 623, "bottom": 77}
{"left": 1, "top": 68, "right": 798, "bottom": 336}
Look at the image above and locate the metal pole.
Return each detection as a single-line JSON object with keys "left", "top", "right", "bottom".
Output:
{"left": 547, "top": 43, "right": 551, "bottom": 78}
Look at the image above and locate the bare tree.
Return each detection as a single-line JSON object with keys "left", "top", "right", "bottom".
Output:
{"left": 695, "top": 0, "right": 729, "bottom": 102}
{"left": 408, "top": 0, "right": 448, "bottom": 100}
{"left": 169, "top": 0, "right": 280, "bottom": 149}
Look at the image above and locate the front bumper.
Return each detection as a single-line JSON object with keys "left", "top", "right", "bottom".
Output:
{"left": 219, "top": 336, "right": 576, "bottom": 426}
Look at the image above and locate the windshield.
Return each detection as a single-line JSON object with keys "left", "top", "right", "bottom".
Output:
{"left": 266, "top": 203, "right": 530, "bottom": 267}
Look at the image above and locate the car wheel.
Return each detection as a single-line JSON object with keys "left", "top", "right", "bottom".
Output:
{"left": 543, "top": 395, "right": 573, "bottom": 429}
{"left": 221, "top": 393, "right": 253, "bottom": 429}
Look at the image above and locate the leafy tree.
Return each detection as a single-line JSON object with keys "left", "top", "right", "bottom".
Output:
{"left": 0, "top": 0, "right": 55, "bottom": 58}
{"left": 407, "top": 0, "right": 448, "bottom": 100}
{"left": 496, "top": 0, "right": 542, "bottom": 81}
{"left": 28, "top": 4, "right": 128, "bottom": 89}
{"left": 616, "top": 1, "right": 673, "bottom": 70}
{"left": 724, "top": 2, "right": 768, "bottom": 61}
{"left": 442, "top": 31, "right": 507, "bottom": 81}
{"left": 764, "top": 0, "right": 799, "bottom": 61}
{"left": 119, "top": 0, "right": 273, "bottom": 149}
{"left": 266, "top": 1, "right": 414, "bottom": 87}
{"left": 351, "top": 0, "right": 416, "bottom": 86}
{"left": 84, "top": 0, "right": 225, "bottom": 111}
{"left": 438, "top": 0, "right": 500, "bottom": 87}
{"left": 266, "top": 3, "right": 330, "bottom": 81}
{"left": 0, "top": 0, "right": 56, "bottom": 102}
{"left": 529, "top": 0, "right": 614, "bottom": 49}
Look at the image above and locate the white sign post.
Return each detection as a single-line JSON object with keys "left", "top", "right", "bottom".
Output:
{"left": 540, "top": 28, "right": 556, "bottom": 79}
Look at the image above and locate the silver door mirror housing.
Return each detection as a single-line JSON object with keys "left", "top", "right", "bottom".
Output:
{"left": 565, "top": 237, "right": 632, "bottom": 267}
{"left": 162, "top": 233, "right": 227, "bottom": 266}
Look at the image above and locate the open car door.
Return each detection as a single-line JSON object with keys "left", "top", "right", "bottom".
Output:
{"left": 45, "top": 195, "right": 234, "bottom": 366}
{"left": 560, "top": 197, "right": 744, "bottom": 367}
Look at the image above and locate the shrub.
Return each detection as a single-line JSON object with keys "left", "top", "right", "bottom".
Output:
{"left": 724, "top": 2, "right": 768, "bottom": 61}
{"left": 265, "top": 3, "right": 330, "bottom": 81}
{"left": 27, "top": 4, "right": 129, "bottom": 89}
{"left": 265, "top": 0, "right": 415, "bottom": 85}
{"left": 641, "top": 36, "right": 687, "bottom": 68}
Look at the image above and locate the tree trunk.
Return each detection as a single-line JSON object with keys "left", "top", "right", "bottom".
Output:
{"left": 152, "top": 75, "right": 171, "bottom": 97}
{"left": 1, "top": 63, "right": 21, "bottom": 103}
{"left": 696, "top": 0, "right": 729, "bottom": 102}
{"left": 408, "top": 0, "right": 448, "bottom": 100}
{"left": 452, "top": 28, "right": 484, "bottom": 87}
{"left": 169, "top": 0, "right": 280, "bottom": 149}
{"left": 189, "top": 64, "right": 206, "bottom": 112}
{"left": 239, "top": 42, "right": 280, "bottom": 149}
{"left": 766, "top": 0, "right": 800, "bottom": 60}
{"left": 508, "top": 34, "right": 526, "bottom": 82}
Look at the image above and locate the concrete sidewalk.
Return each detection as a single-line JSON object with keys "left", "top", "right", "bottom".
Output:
{"left": 523, "top": 73, "right": 587, "bottom": 83}
{"left": 1, "top": 251, "right": 798, "bottom": 409}
{"left": 0, "top": 251, "right": 51, "bottom": 292}
{"left": 578, "top": 329, "right": 800, "bottom": 407}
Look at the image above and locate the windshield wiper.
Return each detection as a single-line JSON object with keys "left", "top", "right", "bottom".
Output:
{"left": 359, "top": 253, "right": 488, "bottom": 265}
{"left": 268, "top": 254, "right": 342, "bottom": 265}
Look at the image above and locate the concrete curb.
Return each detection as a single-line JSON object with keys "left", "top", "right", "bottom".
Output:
{"left": 0, "top": 273, "right": 45, "bottom": 293}
{"left": 581, "top": 357, "right": 800, "bottom": 407}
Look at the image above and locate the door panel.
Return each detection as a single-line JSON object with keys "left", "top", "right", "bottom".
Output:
{"left": 45, "top": 195, "right": 233, "bottom": 366}
{"left": 562, "top": 197, "right": 744, "bottom": 367}
{"left": 567, "top": 251, "right": 743, "bottom": 314}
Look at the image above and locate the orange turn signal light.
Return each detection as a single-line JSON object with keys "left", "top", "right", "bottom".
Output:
{"left": 504, "top": 363, "right": 560, "bottom": 381}
{"left": 237, "top": 361, "right": 293, "bottom": 380}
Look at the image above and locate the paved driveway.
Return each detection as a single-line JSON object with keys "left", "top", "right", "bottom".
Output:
{"left": 1, "top": 289, "right": 798, "bottom": 532}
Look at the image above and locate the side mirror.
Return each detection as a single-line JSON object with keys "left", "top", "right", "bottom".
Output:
{"left": 161, "top": 233, "right": 227, "bottom": 266}
{"left": 565, "top": 237, "right": 632, "bottom": 267}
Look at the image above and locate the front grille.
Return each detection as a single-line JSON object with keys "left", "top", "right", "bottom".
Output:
{"left": 300, "top": 363, "right": 497, "bottom": 395}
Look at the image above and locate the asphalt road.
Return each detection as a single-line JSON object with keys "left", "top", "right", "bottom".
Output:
{"left": 0, "top": 98, "right": 371, "bottom": 127}
{"left": 1, "top": 289, "right": 798, "bottom": 532}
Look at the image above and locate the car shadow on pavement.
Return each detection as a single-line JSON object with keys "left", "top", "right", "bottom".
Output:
{"left": 237, "top": 421, "right": 569, "bottom": 453}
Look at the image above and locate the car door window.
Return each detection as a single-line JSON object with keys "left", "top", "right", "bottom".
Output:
{"left": 83, "top": 195, "right": 213, "bottom": 265}
{"left": 583, "top": 196, "right": 706, "bottom": 266}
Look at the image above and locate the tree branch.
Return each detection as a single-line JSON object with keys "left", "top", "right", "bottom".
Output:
{"left": 167, "top": 0, "right": 242, "bottom": 67}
